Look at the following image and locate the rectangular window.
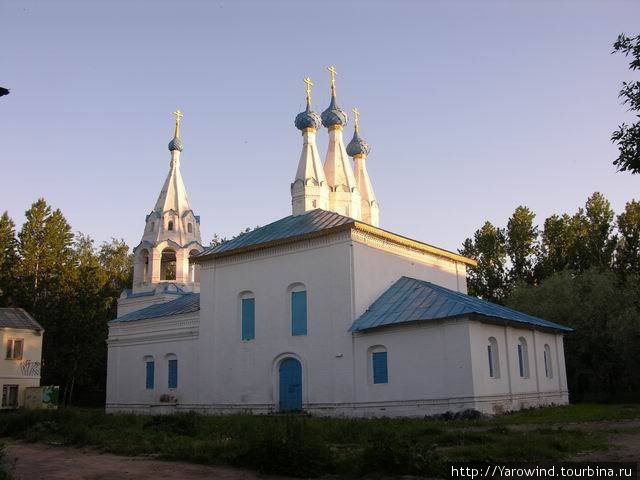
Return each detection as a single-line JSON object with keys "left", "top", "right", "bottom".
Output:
{"left": 544, "top": 350, "right": 550, "bottom": 378}
{"left": 291, "top": 291, "right": 307, "bottom": 336}
{"left": 2, "top": 385, "right": 18, "bottom": 407}
{"left": 372, "top": 352, "right": 388, "bottom": 384}
{"left": 241, "top": 298, "right": 255, "bottom": 341}
{"left": 145, "top": 361, "right": 155, "bottom": 389}
{"left": 168, "top": 359, "right": 178, "bottom": 389}
{"left": 517, "top": 344, "right": 524, "bottom": 378}
{"left": 487, "top": 345, "right": 494, "bottom": 378}
{"left": 5, "top": 339, "right": 23, "bottom": 360}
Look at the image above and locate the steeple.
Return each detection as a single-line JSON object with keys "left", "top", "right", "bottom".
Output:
{"left": 291, "top": 77, "right": 329, "bottom": 215}
{"left": 131, "top": 111, "right": 203, "bottom": 294}
{"left": 347, "top": 107, "right": 379, "bottom": 226}
{"left": 321, "top": 66, "right": 361, "bottom": 220}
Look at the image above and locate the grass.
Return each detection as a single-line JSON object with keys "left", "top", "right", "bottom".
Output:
{"left": 0, "top": 405, "right": 625, "bottom": 478}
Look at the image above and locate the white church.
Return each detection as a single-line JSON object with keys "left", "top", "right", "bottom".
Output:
{"left": 106, "top": 69, "right": 571, "bottom": 417}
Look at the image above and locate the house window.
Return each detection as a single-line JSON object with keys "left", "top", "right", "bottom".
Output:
{"left": 2, "top": 385, "right": 18, "bottom": 408}
{"left": 517, "top": 337, "right": 530, "bottom": 378}
{"left": 145, "top": 360, "right": 155, "bottom": 389}
{"left": 168, "top": 221, "right": 174, "bottom": 231}
{"left": 168, "top": 358, "right": 178, "bottom": 389}
{"left": 544, "top": 344, "right": 553, "bottom": 378}
{"left": 241, "top": 297, "right": 255, "bottom": 341}
{"left": 6, "top": 339, "right": 23, "bottom": 360}
{"left": 291, "top": 290, "right": 307, "bottom": 336}
{"left": 372, "top": 351, "right": 388, "bottom": 384}
{"left": 188, "top": 223, "right": 193, "bottom": 233}
{"left": 488, "top": 337, "right": 500, "bottom": 378}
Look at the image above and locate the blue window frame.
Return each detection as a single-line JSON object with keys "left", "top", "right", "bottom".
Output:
{"left": 168, "top": 359, "right": 178, "bottom": 389}
{"left": 291, "top": 290, "right": 307, "bottom": 336}
{"left": 517, "top": 344, "right": 524, "bottom": 378}
{"left": 145, "top": 361, "right": 154, "bottom": 389}
{"left": 242, "top": 297, "right": 255, "bottom": 341}
{"left": 372, "top": 351, "right": 388, "bottom": 384}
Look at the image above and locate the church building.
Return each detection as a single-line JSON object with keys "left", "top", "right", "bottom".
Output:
{"left": 106, "top": 68, "right": 571, "bottom": 416}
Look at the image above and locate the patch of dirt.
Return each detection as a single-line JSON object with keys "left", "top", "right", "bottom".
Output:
{"left": 570, "top": 428, "right": 640, "bottom": 462}
{"left": 4, "top": 441, "right": 293, "bottom": 480}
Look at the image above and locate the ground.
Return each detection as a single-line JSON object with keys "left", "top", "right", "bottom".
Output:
{"left": 0, "top": 405, "right": 639, "bottom": 479}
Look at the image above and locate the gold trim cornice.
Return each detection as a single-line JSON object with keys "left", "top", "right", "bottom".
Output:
{"left": 193, "top": 217, "right": 477, "bottom": 267}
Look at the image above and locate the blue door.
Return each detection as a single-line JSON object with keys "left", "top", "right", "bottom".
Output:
{"left": 279, "top": 358, "right": 302, "bottom": 412}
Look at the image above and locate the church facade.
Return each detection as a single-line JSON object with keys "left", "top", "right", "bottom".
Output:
{"left": 106, "top": 70, "right": 570, "bottom": 417}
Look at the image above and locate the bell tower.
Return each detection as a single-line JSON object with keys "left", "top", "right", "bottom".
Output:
{"left": 129, "top": 111, "right": 203, "bottom": 298}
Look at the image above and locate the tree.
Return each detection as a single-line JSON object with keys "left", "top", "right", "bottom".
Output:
{"left": 508, "top": 269, "right": 640, "bottom": 400}
{"left": 536, "top": 213, "right": 574, "bottom": 279}
{"left": 574, "top": 192, "right": 617, "bottom": 271}
{"left": 506, "top": 206, "right": 538, "bottom": 286}
{"left": 459, "top": 221, "right": 508, "bottom": 303}
{"left": 612, "top": 33, "right": 640, "bottom": 173}
{"left": 615, "top": 200, "right": 640, "bottom": 275}
{"left": 0, "top": 212, "right": 18, "bottom": 306}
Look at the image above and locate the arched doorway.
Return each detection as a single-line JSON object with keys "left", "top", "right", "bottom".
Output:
{"left": 279, "top": 358, "right": 302, "bottom": 412}
{"left": 160, "top": 248, "right": 176, "bottom": 281}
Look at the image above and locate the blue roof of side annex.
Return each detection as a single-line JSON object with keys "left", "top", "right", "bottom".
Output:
{"left": 349, "top": 276, "right": 572, "bottom": 333}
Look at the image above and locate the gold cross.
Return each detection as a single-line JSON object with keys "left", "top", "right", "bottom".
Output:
{"left": 303, "top": 77, "right": 313, "bottom": 105}
{"left": 173, "top": 110, "right": 183, "bottom": 125}
{"left": 352, "top": 107, "right": 360, "bottom": 131}
{"left": 327, "top": 65, "right": 337, "bottom": 92}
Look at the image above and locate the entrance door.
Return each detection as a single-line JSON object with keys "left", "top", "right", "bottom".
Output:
{"left": 279, "top": 358, "right": 302, "bottom": 412}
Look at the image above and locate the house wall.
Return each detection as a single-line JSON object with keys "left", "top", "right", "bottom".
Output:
{"left": 106, "top": 314, "right": 199, "bottom": 414}
{"left": 0, "top": 328, "right": 43, "bottom": 408}
{"left": 468, "top": 321, "right": 569, "bottom": 414}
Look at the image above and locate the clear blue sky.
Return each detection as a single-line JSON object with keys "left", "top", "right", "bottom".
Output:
{"left": 2, "top": 0, "right": 639, "bottom": 252}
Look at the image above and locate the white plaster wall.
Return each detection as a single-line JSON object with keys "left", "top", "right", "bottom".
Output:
{"left": 468, "top": 321, "right": 569, "bottom": 414}
{"left": 0, "top": 328, "right": 42, "bottom": 407}
{"left": 196, "top": 234, "right": 355, "bottom": 412}
{"left": 351, "top": 320, "right": 475, "bottom": 416}
{"left": 106, "top": 315, "right": 199, "bottom": 412}
{"left": 351, "top": 240, "right": 467, "bottom": 319}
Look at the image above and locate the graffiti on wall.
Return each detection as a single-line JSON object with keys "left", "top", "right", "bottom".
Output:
{"left": 20, "top": 360, "right": 41, "bottom": 377}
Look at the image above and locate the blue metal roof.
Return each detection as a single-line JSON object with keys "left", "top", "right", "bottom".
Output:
{"left": 111, "top": 293, "right": 200, "bottom": 323}
{"left": 350, "top": 276, "right": 572, "bottom": 333}
{"left": 196, "top": 209, "right": 354, "bottom": 258}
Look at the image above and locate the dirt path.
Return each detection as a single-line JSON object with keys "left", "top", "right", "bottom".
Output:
{"left": 4, "top": 441, "right": 293, "bottom": 480}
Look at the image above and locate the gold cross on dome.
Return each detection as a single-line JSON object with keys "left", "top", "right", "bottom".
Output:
{"left": 352, "top": 107, "right": 360, "bottom": 131}
{"left": 327, "top": 65, "right": 337, "bottom": 91}
{"left": 173, "top": 110, "right": 183, "bottom": 125}
{"left": 303, "top": 77, "right": 313, "bottom": 105}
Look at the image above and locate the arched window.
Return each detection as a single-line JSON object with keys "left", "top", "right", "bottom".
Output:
{"left": 149, "top": 221, "right": 155, "bottom": 232}
{"left": 544, "top": 344, "right": 553, "bottom": 378}
{"left": 312, "top": 200, "right": 317, "bottom": 208}
{"left": 160, "top": 248, "right": 176, "bottom": 281}
{"left": 143, "top": 355, "right": 154, "bottom": 389}
{"left": 240, "top": 292, "right": 255, "bottom": 341}
{"left": 517, "top": 337, "right": 530, "bottom": 379}
{"left": 139, "top": 249, "right": 150, "bottom": 284}
{"left": 187, "top": 223, "right": 193, "bottom": 233}
{"left": 487, "top": 337, "right": 500, "bottom": 378}
{"left": 289, "top": 284, "right": 307, "bottom": 336}
{"left": 166, "top": 354, "right": 178, "bottom": 389}
{"left": 368, "top": 346, "right": 388, "bottom": 384}
{"left": 168, "top": 220, "right": 174, "bottom": 231}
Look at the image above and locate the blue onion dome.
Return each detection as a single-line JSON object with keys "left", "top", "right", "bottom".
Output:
{"left": 346, "top": 129, "right": 371, "bottom": 157}
{"left": 321, "top": 94, "right": 348, "bottom": 128}
{"left": 168, "top": 136, "right": 183, "bottom": 152}
{"left": 295, "top": 104, "right": 321, "bottom": 131}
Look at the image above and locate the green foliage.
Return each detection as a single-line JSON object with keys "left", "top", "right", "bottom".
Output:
{"left": 460, "top": 222, "right": 508, "bottom": 303}
{"left": 612, "top": 33, "right": 640, "bottom": 174}
{"left": 0, "top": 408, "right": 609, "bottom": 478}
{"left": 506, "top": 206, "right": 538, "bottom": 286}
{"left": 508, "top": 269, "right": 640, "bottom": 399}
{"left": 2, "top": 198, "right": 133, "bottom": 406}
